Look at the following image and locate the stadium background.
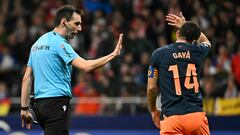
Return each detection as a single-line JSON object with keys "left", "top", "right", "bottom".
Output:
{"left": 0, "top": 0, "right": 240, "bottom": 134}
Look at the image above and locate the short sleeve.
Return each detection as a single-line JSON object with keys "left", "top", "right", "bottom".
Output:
{"left": 150, "top": 49, "right": 161, "bottom": 68}
{"left": 27, "top": 51, "right": 32, "bottom": 67}
{"left": 148, "top": 49, "right": 161, "bottom": 78}
{"left": 196, "top": 43, "right": 211, "bottom": 58}
{"left": 56, "top": 43, "right": 79, "bottom": 65}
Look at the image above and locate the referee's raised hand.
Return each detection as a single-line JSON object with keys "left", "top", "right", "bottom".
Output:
{"left": 21, "top": 110, "right": 32, "bottom": 129}
{"left": 112, "top": 33, "right": 123, "bottom": 56}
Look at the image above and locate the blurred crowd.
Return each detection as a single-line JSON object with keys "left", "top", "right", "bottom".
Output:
{"left": 0, "top": 0, "right": 240, "bottom": 116}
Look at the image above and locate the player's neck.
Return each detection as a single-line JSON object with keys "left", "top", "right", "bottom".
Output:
{"left": 176, "top": 39, "right": 188, "bottom": 43}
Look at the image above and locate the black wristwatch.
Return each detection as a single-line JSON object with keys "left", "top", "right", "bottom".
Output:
{"left": 21, "top": 107, "right": 29, "bottom": 111}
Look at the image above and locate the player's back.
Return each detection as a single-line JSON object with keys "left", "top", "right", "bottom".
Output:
{"left": 151, "top": 42, "right": 210, "bottom": 117}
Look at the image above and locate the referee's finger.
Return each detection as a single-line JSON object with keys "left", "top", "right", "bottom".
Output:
{"left": 117, "top": 33, "right": 123, "bottom": 46}
{"left": 21, "top": 118, "right": 25, "bottom": 128}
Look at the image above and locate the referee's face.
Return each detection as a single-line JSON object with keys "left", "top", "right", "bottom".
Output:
{"left": 65, "top": 12, "right": 82, "bottom": 39}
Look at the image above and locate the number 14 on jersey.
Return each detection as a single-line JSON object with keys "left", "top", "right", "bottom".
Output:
{"left": 168, "top": 64, "right": 199, "bottom": 95}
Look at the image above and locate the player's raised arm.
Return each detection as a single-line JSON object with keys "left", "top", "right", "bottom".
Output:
{"left": 71, "top": 33, "right": 123, "bottom": 72}
{"left": 197, "top": 32, "right": 211, "bottom": 48}
{"left": 166, "top": 12, "right": 211, "bottom": 47}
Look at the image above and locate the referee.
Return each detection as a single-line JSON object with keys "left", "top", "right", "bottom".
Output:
{"left": 20, "top": 5, "right": 123, "bottom": 135}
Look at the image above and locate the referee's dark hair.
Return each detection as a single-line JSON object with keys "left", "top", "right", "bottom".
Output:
{"left": 54, "top": 5, "right": 83, "bottom": 26}
{"left": 179, "top": 21, "right": 201, "bottom": 43}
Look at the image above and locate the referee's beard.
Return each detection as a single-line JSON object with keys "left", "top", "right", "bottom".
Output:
{"left": 64, "top": 23, "right": 77, "bottom": 39}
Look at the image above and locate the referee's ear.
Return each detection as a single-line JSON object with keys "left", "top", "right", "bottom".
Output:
{"left": 60, "top": 18, "right": 67, "bottom": 27}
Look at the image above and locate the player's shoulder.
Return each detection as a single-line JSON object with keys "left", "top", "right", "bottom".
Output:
{"left": 189, "top": 42, "right": 211, "bottom": 53}
{"left": 152, "top": 44, "right": 173, "bottom": 55}
{"left": 150, "top": 45, "right": 173, "bottom": 62}
{"left": 174, "top": 42, "right": 210, "bottom": 50}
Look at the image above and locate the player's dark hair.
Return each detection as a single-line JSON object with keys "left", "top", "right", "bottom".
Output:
{"left": 179, "top": 21, "right": 201, "bottom": 43}
{"left": 54, "top": 5, "right": 83, "bottom": 26}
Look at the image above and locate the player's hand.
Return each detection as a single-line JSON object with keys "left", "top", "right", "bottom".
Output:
{"left": 112, "top": 33, "right": 123, "bottom": 56}
{"left": 21, "top": 110, "right": 32, "bottom": 129}
{"left": 151, "top": 110, "right": 161, "bottom": 129}
{"left": 166, "top": 12, "right": 186, "bottom": 28}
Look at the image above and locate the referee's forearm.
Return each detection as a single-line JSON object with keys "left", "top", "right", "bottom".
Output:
{"left": 85, "top": 53, "right": 116, "bottom": 71}
{"left": 21, "top": 76, "right": 32, "bottom": 107}
{"left": 72, "top": 53, "right": 116, "bottom": 72}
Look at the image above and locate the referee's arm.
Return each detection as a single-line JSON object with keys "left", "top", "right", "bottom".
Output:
{"left": 72, "top": 34, "right": 123, "bottom": 72}
{"left": 21, "top": 66, "right": 33, "bottom": 129}
{"left": 21, "top": 67, "right": 33, "bottom": 108}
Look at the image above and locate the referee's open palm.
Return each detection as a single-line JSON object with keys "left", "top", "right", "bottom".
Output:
{"left": 112, "top": 33, "right": 123, "bottom": 56}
